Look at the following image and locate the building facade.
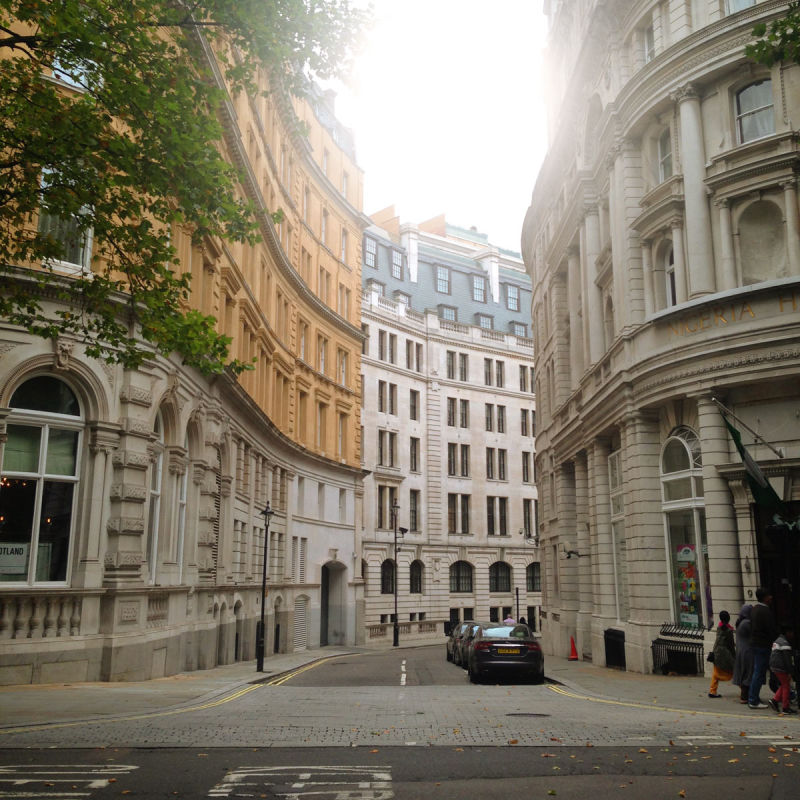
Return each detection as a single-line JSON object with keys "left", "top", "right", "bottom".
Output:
{"left": 0, "top": 58, "right": 366, "bottom": 680}
{"left": 522, "top": 0, "right": 800, "bottom": 672}
{"left": 360, "top": 211, "right": 541, "bottom": 644}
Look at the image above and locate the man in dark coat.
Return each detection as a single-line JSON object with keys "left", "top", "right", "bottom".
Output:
{"left": 748, "top": 587, "right": 778, "bottom": 709}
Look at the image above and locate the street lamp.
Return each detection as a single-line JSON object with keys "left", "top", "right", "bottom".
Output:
{"left": 391, "top": 498, "right": 405, "bottom": 647}
{"left": 256, "top": 501, "right": 275, "bottom": 672}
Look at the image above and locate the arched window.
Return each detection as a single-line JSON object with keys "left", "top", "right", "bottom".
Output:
{"left": 489, "top": 561, "right": 511, "bottom": 592}
{"left": 146, "top": 411, "right": 164, "bottom": 583}
{"left": 1, "top": 376, "right": 82, "bottom": 583}
{"left": 380, "top": 559, "right": 395, "bottom": 594}
{"left": 409, "top": 560, "right": 423, "bottom": 594}
{"left": 736, "top": 79, "right": 774, "bottom": 143}
{"left": 450, "top": 560, "right": 473, "bottom": 593}
{"left": 526, "top": 562, "right": 541, "bottom": 592}
{"left": 661, "top": 426, "right": 709, "bottom": 630}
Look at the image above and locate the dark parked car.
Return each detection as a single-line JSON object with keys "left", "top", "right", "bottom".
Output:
{"left": 446, "top": 622, "right": 472, "bottom": 662}
{"left": 467, "top": 624, "right": 544, "bottom": 684}
{"left": 457, "top": 621, "right": 490, "bottom": 668}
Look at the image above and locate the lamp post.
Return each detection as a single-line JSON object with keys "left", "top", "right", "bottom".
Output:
{"left": 256, "top": 501, "right": 275, "bottom": 672}
{"left": 391, "top": 498, "right": 400, "bottom": 647}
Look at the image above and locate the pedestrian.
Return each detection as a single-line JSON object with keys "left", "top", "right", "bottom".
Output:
{"left": 732, "top": 604, "right": 753, "bottom": 704}
{"left": 748, "top": 587, "right": 778, "bottom": 709}
{"left": 503, "top": 614, "right": 515, "bottom": 625}
{"left": 708, "top": 610, "right": 736, "bottom": 698}
{"left": 768, "top": 624, "right": 796, "bottom": 714}
{"left": 518, "top": 616, "right": 527, "bottom": 626}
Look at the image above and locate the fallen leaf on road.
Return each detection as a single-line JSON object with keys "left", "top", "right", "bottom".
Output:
{"left": 678, "top": 791, "right": 686, "bottom": 798}
{"left": 769, "top": 747, "right": 777, "bottom": 753}
{"left": 639, "top": 748, "right": 648, "bottom": 753}
{"left": 454, "top": 748, "right": 464, "bottom": 752}
{"left": 669, "top": 740, "right": 675, "bottom": 746}
{"left": 740, "top": 732, "right": 747, "bottom": 737}
{"left": 728, "top": 759, "right": 739, "bottom": 764}
{"left": 509, "top": 740, "right": 518, "bottom": 745}
{"left": 370, "top": 749, "right": 379, "bottom": 753}
{"left": 547, "top": 791, "right": 556, "bottom": 796}
{"left": 541, "top": 753, "right": 557, "bottom": 758}
{"left": 586, "top": 742, "right": 594, "bottom": 747}
{"left": 551, "top": 737, "right": 562, "bottom": 742}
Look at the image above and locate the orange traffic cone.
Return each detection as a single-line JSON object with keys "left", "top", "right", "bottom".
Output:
{"left": 568, "top": 636, "right": 578, "bottom": 661}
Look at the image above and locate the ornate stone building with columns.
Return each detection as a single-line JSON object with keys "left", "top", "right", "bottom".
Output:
{"left": 522, "top": 0, "right": 800, "bottom": 672}
{"left": 360, "top": 211, "right": 541, "bottom": 645}
{"left": 0, "top": 65, "right": 366, "bottom": 680}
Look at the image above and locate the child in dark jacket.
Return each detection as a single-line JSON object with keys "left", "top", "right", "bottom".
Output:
{"left": 709, "top": 610, "right": 736, "bottom": 698}
{"left": 769, "top": 625, "right": 796, "bottom": 714}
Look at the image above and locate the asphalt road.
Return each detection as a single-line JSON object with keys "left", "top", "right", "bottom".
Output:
{"left": 0, "top": 745, "right": 794, "bottom": 799}
{"left": 1, "top": 645, "right": 798, "bottom": 798}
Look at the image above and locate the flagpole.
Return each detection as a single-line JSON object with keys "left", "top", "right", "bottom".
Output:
{"left": 711, "top": 397, "right": 784, "bottom": 459}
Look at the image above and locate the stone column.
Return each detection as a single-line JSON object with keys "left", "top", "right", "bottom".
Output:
{"left": 727, "top": 479, "right": 760, "bottom": 604}
{"left": 672, "top": 84, "right": 716, "bottom": 296}
{"left": 551, "top": 270, "right": 571, "bottom": 405}
{"left": 715, "top": 197, "right": 737, "bottom": 291}
{"left": 76, "top": 422, "right": 120, "bottom": 588}
{"left": 583, "top": 206, "right": 605, "bottom": 364}
{"left": 695, "top": 393, "right": 742, "bottom": 619}
{"left": 782, "top": 179, "right": 800, "bottom": 276}
{"left": 588, "top": 438, "right": 616, "bottom": 657}
{"left": 575, "top": 452, "right": 592, "bottom": 659}
{"left": 670, "top": 218, "right": 689, "bottom": 304}
{"left": 567, "top": 246, "right": 583, "bottom": 388}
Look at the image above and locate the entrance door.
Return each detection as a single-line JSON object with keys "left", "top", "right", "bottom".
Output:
{"left": 320, "top": 561, "right": 347, "bottom": 646}
{"left": 756, "top": 502, "right": 800, "bottom": 632}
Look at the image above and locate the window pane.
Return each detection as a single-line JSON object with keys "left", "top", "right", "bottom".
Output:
{"left": 3, "top": 425, "right": 41, "bottom": 473}
{"left": 662, "top": 439, "right": 690, "bottom": 473}
{"left": 666, "top": 509, "right": 702, "bottom": 629}
{"left": 0, "top": 478, "right": 37, "bottom": 581}
{"left": 46, "top": 429, "right": 79, "bottom": 476}
{"left": 37, "top": 481, "right": 74, "bottom": 581}
{"left": 663, "top": 476, "right": 692, "bottom": 501}
{"left": 11, "top": 377, "right": 80, "bottom": 415}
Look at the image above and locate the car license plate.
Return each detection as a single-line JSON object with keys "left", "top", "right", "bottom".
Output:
{"left": 497, "top": 647, "right": 520, "bottom": 654}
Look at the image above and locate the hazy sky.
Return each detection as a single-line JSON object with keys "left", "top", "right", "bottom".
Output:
{"left": 334, "top": 0, "right": 550, "bottom": 253}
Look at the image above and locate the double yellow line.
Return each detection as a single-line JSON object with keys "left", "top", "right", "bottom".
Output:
{"left": 0, "top": 654, "right": 351, "bottom": 735}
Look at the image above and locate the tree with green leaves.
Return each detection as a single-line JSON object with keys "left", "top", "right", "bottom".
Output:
{"left": 747, "top": 2, "right": 800, "bottom": 67}
{"left": 0, "top": 0, "right": 368, "bottom": 373}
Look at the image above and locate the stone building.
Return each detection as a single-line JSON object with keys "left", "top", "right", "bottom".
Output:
{"left": 522, "top": 0, "right": 800, "bottom": 672}
{"left": 0, "top": 63, "right": 366, "bottom": 679}
{"left": 360, "top": 210, "right": 540, "bottom": 645}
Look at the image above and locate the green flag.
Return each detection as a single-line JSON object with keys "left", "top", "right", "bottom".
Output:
{"left": 721, "top": 413, "right": 785, "bottom": 512}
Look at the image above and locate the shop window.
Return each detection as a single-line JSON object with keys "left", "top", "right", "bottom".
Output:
{"left": 0, "top": 376, "right": 82, "bottom": 583}
{"left": 661, "top": 427, "right": 709, "bottom": 630}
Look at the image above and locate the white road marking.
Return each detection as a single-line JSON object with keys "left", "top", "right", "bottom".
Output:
{"left": 0, "top": 765, "right": 137, "bottom": 798}
{"left": 208, "top": 766, "right": 393, "bottom": 799}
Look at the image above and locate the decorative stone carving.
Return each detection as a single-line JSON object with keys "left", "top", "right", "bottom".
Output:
{"left": 118, "top": 601, "right": 139, "bottom": 624}
{"left": 110, "top": 484, "right": 148, "bottom": 502}
{"left": 106, "top": 517, "right": 145, "bottom": 536}
{"left": 112, "top": 450, "right": 151, "bottom": 470}
{"left": 120, "top": 386, "right": 153, "bottom": 407}
{"left": 53, "top": 338, "right": 74, "bottom": 370}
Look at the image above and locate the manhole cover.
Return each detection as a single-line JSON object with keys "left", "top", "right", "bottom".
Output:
{"left": 506, "top": 713, "right": 551, "bottom": 717}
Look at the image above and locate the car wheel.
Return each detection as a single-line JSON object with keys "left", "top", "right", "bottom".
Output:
{"left": 531, "top": 668, "right": 545, "bottom": 685}
{"left": 468, "top": 663, "right": 480, "bottom": 684}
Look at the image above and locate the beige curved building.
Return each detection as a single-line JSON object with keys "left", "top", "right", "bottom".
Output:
{"left": 522, "top": 0, "right": 800, "bottom": 673}
{"left": 0, "top": 57, "right": 366, "bottom": 680}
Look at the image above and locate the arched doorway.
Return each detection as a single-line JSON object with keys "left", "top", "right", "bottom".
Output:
{"left": 320, "top": 561, "right": 347, "bottom": 646}
{"left": 234, "top": 600, "right": 244, "bottom": 661}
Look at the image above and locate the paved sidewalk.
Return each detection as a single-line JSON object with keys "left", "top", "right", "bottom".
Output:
{"left": 0, "top": 644, "right": 758, "bottom": 730}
